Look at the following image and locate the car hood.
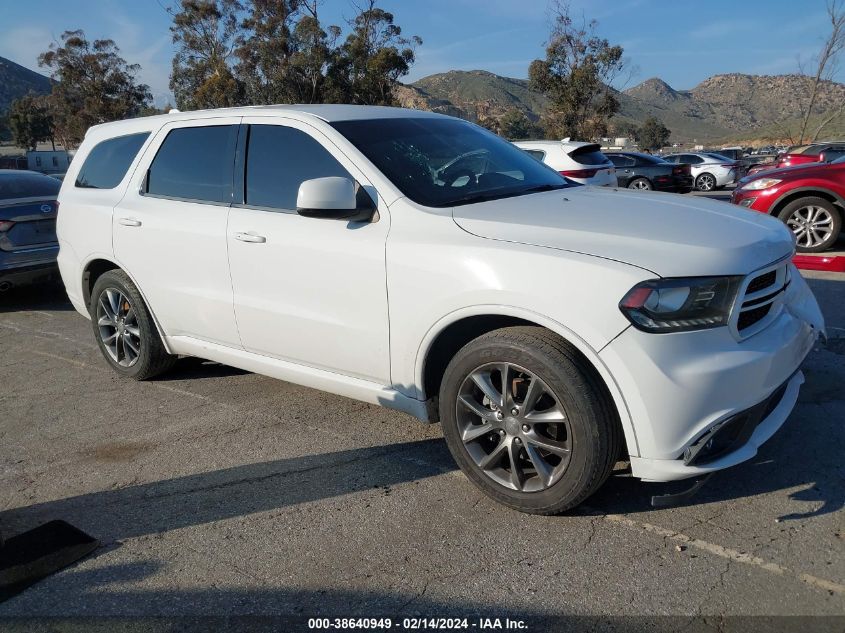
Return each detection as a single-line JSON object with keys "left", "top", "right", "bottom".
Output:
{"left": 737, "top": 162, "right": 827, "bottom": 188}
{"left": 451, "top": 187, "right": 793, "bottom": 277}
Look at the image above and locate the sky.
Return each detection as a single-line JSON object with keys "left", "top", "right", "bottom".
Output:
{"left": 0, "top": 0, "right": 839, "bottom": 107}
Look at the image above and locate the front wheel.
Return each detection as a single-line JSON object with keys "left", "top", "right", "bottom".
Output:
{"left": 438, "top": 327, "right": 621, "bottom": 514}
{"left": 777, "top": 197, "right": 841, "bottom": 253}
{"left": 90, "top": 270, "right": 176, "bottom": 379}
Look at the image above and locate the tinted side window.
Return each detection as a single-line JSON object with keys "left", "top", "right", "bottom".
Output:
{"left": 523, "top": 149, "right": 546, "bottom": 162}
{"left": 245, "top": 125, "right": 351, "bottom": 210}
{"left": 684, "top": 154, "right": 703, "bottom": 164}
{"left": 75, "top": 132, "right": 150, "bottom": 189}
{"left": 147, "top": 126, "right": 238, "bottom": 203}
{"left": 607, "top": 155, "right": 635, "bottom": 167}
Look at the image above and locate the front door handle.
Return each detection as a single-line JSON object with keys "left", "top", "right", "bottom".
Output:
{"left": 234, "top": 232, "right": 267, "bottom": 244}
{"left": 119, "top": 217, "right": 142, "bottom": 227}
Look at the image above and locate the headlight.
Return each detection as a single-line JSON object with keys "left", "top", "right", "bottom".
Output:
{"left": 741, "top": 178, "right": 781, "bottom": 191}
{"left": 619, "top": 276, "right": 742, "bottom": 333}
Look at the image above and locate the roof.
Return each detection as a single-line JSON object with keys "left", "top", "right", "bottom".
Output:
{"left": 0, "top": 169, "right": 49, "bottom": 176}
{"left": 87, "top": 104, "right": 449, "bottom": 138}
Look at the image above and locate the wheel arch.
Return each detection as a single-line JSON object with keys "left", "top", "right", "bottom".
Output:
{"left": 81, "top": 256, "right": 173, "bottom": 354}
{"left": 770, "top": 187, "right": 845, "bottom": 217}
{"left": 415, "top": 306, "right": 638, "bottom": 457}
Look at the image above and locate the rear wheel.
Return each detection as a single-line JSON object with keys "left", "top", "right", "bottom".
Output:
{"left": 628, "top": 177, "right": 652, "bottom": 191}
{"left": 696, "top": 173, "right": 716, "bottom": 191}
{"left": 777, "top": 197, "right": 841, "bottom": 253}
{"left": 90, "top": 270, "right": 175, "bottom": 379}
{"left": 438, "top": 327, "right": 620, "bottom": 514}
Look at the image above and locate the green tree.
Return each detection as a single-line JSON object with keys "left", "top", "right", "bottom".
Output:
{"left": 529, "top": 1, "right": 624, "bottom": 140}
{"left": 636, "top": 116, "right": 671, "bottom": 151}
{"left": 7, "top": 94, "right": 54, "bottom": 150}
{"left": 169, "top": 0, "right": 244, "bottom": 110}
{"left": 498, "top": 108, "right": 539, "bottom": 140}
{"left": 235, "top": 0, "right": 340, "bottom": 104}
{"left": 38, "top": 30, "right": 151, "bottom": 148}
{"left": 611, "top": 119, "right": 639, "bottom": 139}
{"left": 328, "top": 0, "right": 421, "bottom": 105}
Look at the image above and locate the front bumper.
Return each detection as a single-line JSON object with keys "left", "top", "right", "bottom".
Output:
{"left": 600, "top": 266, "right": 824, "bottom": 482}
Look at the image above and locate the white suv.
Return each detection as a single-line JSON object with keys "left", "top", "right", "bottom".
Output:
{"left": 514, "top": 140, "right": 617, "bottom": 187}
{"left": 58, "top": 106, "right": 824, "bottom": 514}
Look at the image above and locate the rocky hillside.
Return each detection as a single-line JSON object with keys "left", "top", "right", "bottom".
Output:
{"left": 396, "top": 70, "right": 845, "bottom": 142}
{"left": 0, "top": 56, "right": 51, "bottom": 113}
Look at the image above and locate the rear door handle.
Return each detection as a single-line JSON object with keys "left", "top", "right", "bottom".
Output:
{"left": 234, "top": 232, "right": 266, "bottom": 243}
{"left": 119, "top": 218, "right": 142, "bottom": 227}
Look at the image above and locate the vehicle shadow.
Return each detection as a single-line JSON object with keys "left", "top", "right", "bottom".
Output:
{"left": 1, "top": 570, "right": 709, "bottom": 631}
{"left": 0, "top": 439, "right": 459, "bottom": 545}
{"left": 159, "top": 357, "right": 250, "bottom": 380}
{"left": 0, "top": 280, "right": 73, "bottom": 314}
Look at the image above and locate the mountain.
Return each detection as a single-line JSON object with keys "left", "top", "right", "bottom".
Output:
{"left": 396, "top": 70, "right": 845, "bottom": 143}
{"left": 0, "top": 56, "right": 51, "bottom": 113}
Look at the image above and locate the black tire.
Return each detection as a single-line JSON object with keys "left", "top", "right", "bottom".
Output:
{"left": 696, "top": 173, "right": 716, "bottom": 191}
{"left": 438, "top": 326, "right": 621, "bottom": 515}
{"left": 89, "top": 270, "right": 175, "bottom": 380}
{"left": 627, "top": 177, "right": 652, "bottom": 191}
{"left": 777, "top": 197, "right": 841, "bottom": 253}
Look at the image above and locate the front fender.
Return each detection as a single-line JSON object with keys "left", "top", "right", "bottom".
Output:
{"left": 412, "top": 304, "right": 640, "bottom": 458}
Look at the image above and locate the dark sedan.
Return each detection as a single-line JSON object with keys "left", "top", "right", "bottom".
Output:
{"left": 0, "top": 170, "right": 61, "bottom": 292}
{"left": 604, "top": 152, "right": 693, "bottom": 192}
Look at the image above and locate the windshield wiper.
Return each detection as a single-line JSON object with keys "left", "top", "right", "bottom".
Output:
{"left": 448, "top": 183, "right": 570, "bottom": 207}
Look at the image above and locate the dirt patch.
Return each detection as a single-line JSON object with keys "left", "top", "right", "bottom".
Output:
{"left": 85, "top": 441, "right": 154, "bottom": 463}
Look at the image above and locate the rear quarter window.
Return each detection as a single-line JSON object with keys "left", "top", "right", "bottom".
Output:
{"left": 75, "top": 132, "right": 150, "bottom": 189}
{"left": 522, "top": 149, "right": 546, "bottom": 162}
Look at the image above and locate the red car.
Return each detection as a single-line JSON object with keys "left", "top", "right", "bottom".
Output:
{"left": 746, "top": 141, "right": 845, "bottom": 177}
{"left": 731, "top": 156, "right": 845, "bottom": 252}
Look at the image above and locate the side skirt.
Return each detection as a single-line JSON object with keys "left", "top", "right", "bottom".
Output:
{"left": 165, "top": 336, "right": 430, "bottom": 422}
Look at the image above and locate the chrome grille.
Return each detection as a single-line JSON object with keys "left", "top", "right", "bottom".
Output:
{"left": 734, "top": 262, "right": 790, "bottom": 338}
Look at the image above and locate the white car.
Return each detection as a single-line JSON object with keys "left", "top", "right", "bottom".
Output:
{"left": 663, "top": 152, "right": 739, "bottom": 191}
{"left": 57, "top": 106, "right": 824, "bottom": 514}
{"left": 514, "top": 140, "right": 618, "bottom": 187}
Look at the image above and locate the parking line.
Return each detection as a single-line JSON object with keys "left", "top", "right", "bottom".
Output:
{"left": 599, "top": 512, "right": 844, "bottom": 596}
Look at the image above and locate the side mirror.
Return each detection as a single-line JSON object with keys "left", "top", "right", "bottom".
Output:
{"left": 296, "top": 177, "right": 375, "bottom": 222}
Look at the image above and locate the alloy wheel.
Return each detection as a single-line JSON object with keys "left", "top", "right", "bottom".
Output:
{"left": 456, "top": 362, "right": 572, "bottom": 493}
{"left": 631, "top": 179, "right": 650, "bottom": 190}
{"left": 697, "top": 174, "right": 715, "bottom": 191}
{"left": 96, "top": 288, "right": 141, "bottom": 367}
{"left": 786, "top": 205, "right": 834, "bottom": 249}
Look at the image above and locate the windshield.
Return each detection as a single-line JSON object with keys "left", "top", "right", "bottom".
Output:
{"left": 331, "top": 118, "right": 572, "bottom": 207}
{"left": 833, "top": 155, "right": 845, "bottom": 164}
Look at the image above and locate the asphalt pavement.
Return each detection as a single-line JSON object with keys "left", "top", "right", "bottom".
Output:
{"left": 0, "top": 269, "right": 843, "bottom": 628}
